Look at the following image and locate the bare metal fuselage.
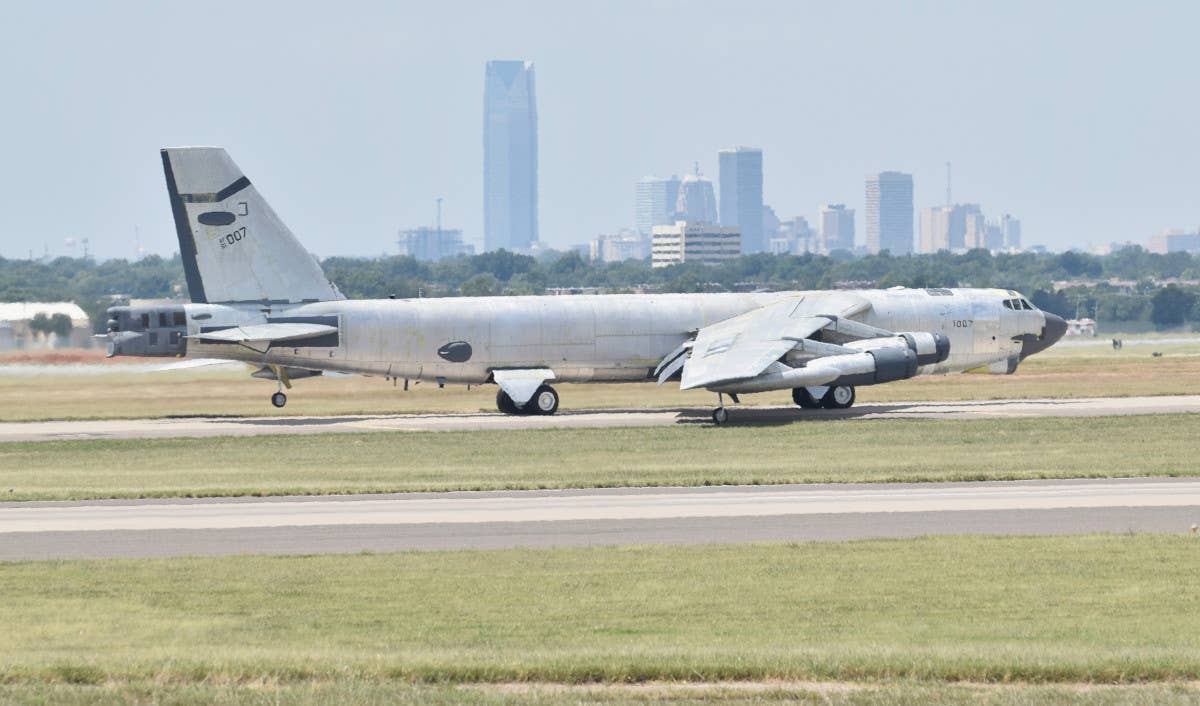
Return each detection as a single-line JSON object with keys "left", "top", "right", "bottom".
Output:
{"left": 180, "top": 288, "right": 1046, "bottom": 387}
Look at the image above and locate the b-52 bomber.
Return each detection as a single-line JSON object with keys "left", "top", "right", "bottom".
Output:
{"left": 99, "top": 147, "right": 1066, "bottom": 424}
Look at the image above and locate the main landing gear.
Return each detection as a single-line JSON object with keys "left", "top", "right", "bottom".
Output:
{"left": 496, "top": 384, "right": 560, "bottom": 416}
{"left": 792, "top": 385, "right": 856, "bottom": 410}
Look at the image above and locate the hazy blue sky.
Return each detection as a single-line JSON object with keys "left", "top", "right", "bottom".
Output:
{"left": 1, "top": 1, "right": 1197, "bottom": 260}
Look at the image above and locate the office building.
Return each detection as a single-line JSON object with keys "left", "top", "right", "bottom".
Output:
{"left": 675, "top": 167, "right": 718, "bottom": 224}
{"left": 397, "top": 227, "right": 472, "bottom": 261}
{"left": 634, "top": 176, "right": 681, "bottom": 236}
{"left": 718, "top": 147, "right": 764, "bottom": 254}
{"left": 652, "top": 221, "right": 741, "bottom": 267}
{"left": 818, "top": 204, "right": 855, "bottom": 253}
{"left": 768, "top": 216, "right": 815, "bottom": 255}
{"left": 918, "top": 203, "right": 982, "bottom": 253}
{"left": 1148, "top": 229, "right": 1200, "bottom": 254}
{"left": 964, "top": 212, "right": 988, "bottom": 250}
{"left": 590, "top": 230, "right": 649, "bottom": 263}
{"left": 1000, "top": 214, "right": 1022, "bottom": 249}
{"left": 483, "top": 60, "right": 538, "bottom": 252}
{"left": 865, "top": 171, "right": 914, "bottom": 254}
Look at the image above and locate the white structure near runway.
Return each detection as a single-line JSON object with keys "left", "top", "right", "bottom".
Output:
{"left": 0, "top": 302, "right": 91, "bottom": 350}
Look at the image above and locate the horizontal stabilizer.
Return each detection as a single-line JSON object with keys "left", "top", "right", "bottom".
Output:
{"left": 190, "top": 323, "right": 338, "bottom": 344}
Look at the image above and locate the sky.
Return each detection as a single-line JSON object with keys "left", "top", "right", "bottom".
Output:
{"left": 1, "top": 0, "right": 1198, "bottom": 261}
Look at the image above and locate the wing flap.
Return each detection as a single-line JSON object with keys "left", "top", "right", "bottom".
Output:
{"left": 679, "top": 292, "right": 874, "bottom": 391}
{"left": 189, "top": 322, "right": 338, "bottom": 344}
{"left": 680, "top": 300, "right": 833, "bottom": 390}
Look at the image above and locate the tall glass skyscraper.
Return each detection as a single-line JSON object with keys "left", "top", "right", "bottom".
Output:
{"left": 634, "top": 175, "right": 681, "bottom": 235}
{"left": 718, "top": 147, "right": 764, "bottom": 254}
{"left": 483, "top": 60, "right": 538, "bottom": 252}
{"left": 865, "top": 171, "right": 914, "bottom": 255}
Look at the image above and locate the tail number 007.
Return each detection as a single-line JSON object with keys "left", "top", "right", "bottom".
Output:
{"left": 219, "top": 227, "right": 247, "bottom": 250}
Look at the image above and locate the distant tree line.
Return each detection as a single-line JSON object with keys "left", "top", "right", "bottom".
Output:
{"left": 4, "top": 246, "right": 1200, "bottom": 331}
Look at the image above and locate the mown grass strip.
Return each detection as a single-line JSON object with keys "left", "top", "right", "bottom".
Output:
{"left": 2, "top": 536, "right": 1200, "bottom": 687}
{"left": 2, "top": 680, "right": 1200, "bottom": 705}
{"left": 1, "top": 414, "right": 1198, "bottom": 501}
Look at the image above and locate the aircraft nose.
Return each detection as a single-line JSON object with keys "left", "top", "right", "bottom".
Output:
{"left": 1018, "top": 313, "right": 1068, "bottom": 360}
{"left": 1043, "top": 313, "right": 1068, "bottom": 347}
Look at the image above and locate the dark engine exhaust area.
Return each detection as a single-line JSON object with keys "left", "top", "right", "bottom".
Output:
{"left": 102, "top": 305, "right": 189, "bottom": 358}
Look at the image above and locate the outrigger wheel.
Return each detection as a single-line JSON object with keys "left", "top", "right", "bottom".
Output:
{"left": 271, "top": 391, "right": 288, "bottom": 408}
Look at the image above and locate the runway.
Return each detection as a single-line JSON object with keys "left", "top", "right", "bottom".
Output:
{"left": 3, "top": 394, "right": 1199, "bottom": 442}
{"left": 2, "top": 478, "right": 1197, "bottom": 560}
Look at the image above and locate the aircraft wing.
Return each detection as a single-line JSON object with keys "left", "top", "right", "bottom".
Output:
{"left": 679, "top": 293, "right": 872, "bottom": 391}
{"left": 189, "top": 323, "right": 338, "bottom": 344}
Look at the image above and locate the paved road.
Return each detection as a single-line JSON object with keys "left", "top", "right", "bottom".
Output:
{"left": 2, "top": 478, "right": 1197, "bottom": 560}
{"left": 3, "top": 395, "right": 1199, "bottom": 442}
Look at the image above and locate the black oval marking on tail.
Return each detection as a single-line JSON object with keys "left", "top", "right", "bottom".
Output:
{"left": 437, "top": 341, "right": 473, "bottom": 363}
{"left": 198, "top": 211, "right": 237, "bottom": 226}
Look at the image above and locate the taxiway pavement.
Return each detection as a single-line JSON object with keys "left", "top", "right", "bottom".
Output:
{"left": 2, "top": 478, "right": 1197, "bottom": 560}
{"left": 3, "top": 395, "right": 1199, "bottom": 442}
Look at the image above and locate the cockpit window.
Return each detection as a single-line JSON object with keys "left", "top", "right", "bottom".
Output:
{"left": 1003, "top": 299, "right": 1018, "bottom": 310}
{"left": 1020, "top": 299, "right": 1033, "bottom": 310}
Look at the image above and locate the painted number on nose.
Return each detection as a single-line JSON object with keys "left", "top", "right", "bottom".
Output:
{"left": 953, "top": 320, "right": 974, "bottom": 328}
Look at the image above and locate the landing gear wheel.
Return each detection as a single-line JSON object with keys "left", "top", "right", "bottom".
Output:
{"left": 530, "top": 384, "right": 559, "bottom": 415}
{"left": 496, "top": 389, "right": 519, "bottom": 415}
{"left": 820, "top": 385, "right": 855, "bottom": 410}
{"left": 270, "top": 391, "right": 288, "bottom": 408}
{"left": 792, "top": 387, "right": 821, "bottom": 409}
{"left": 712, "top": 407, "right": 729, "bottom": 425}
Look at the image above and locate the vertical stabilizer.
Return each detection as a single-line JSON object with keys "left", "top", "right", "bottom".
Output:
{"left": 161, "top": 147, "right": 344, "bottom": 303}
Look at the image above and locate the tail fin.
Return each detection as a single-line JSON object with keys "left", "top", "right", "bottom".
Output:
{"left": 161, "top": 147, "right": 344, "bottom": 303}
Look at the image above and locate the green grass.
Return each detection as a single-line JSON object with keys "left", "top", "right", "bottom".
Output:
{"left": 3, "top": 681, "right": 1200, "bottom": 705}
{"left": 2, "top": 414, "right": 1198, "bottom": 501}
{"left": 3, "top": 536, "right": 1200, "bottom": 691}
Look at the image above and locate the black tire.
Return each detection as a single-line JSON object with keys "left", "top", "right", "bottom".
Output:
{"left": 270, "top": 392, "right": 287, "bottom": 408}
{"left": 496, "top": 389, "right": 519, "bottom": 415}
{"left": 712, "top": 407, "right": 729, "bottom": 425}
{"left": 820, "top": 385, "right": 856, "bottom": 409}
{"left": 529, "top": 384, "right": 560, "bottom": 415}
{"left": 792, "top": 387, "right": 821, "bottom": 409}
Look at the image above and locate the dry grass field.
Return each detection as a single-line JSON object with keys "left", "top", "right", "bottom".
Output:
{"left": 1, "top": 338, "right": 1198, "bottom": 422}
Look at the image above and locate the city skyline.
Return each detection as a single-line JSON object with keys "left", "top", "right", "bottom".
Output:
{"left": 1, "top": 2, "right": 1198, "bottom": 260}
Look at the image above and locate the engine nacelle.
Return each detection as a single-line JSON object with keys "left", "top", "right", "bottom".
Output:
{"left": 845, "top": 332, "right": 950, "bottom": 366}
{"left": 829, "top": 346, "right": 919, "bottom": 387}
{"left": 711, "top": 347, "right": 921, "bottom": 394}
